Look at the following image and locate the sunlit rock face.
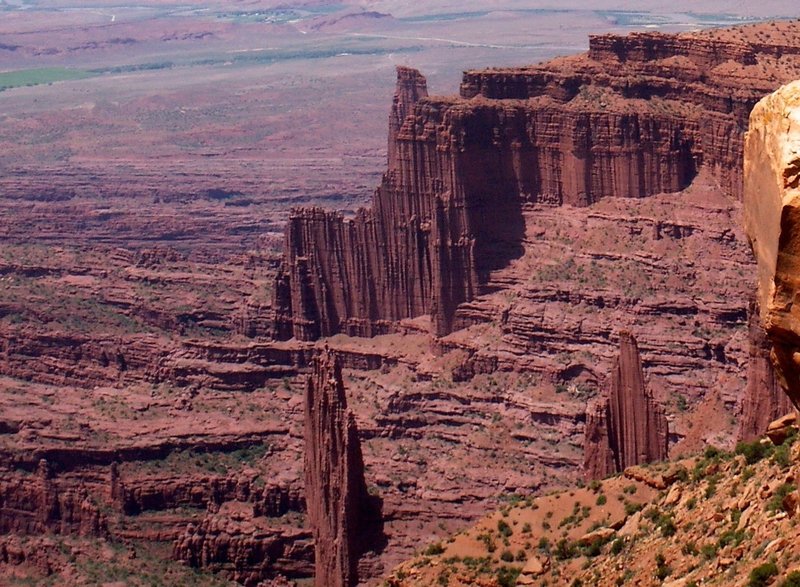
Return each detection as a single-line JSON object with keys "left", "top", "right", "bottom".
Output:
{"left": 744, "top": 80, "right": 800, "bottom": 404}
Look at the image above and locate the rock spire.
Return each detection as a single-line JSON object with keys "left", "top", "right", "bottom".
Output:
{"left": 304, "top": 350, "right": 370, "bottom": 587}
{"left": 584, "top": 332, "right": 669, "bottom": 479}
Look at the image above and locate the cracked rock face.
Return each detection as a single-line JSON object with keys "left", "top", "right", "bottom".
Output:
{"left": 744, "top": 80, "right": 800, "bottom": 404}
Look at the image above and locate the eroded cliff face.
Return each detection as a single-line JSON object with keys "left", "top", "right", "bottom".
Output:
{"left": 304, "top": 350, "right": 378, "bottom": 587}
{"left": 738, "top": 300, "right": 793, "bottom": 441}
{"left": 584, "top": 332, "right": 668, "bottom": 479}
{"left": 744, "top": 79, "right": 800, "bottom": 404}
{"left": 274, "top": 25, "right": 800, "bottom": 341}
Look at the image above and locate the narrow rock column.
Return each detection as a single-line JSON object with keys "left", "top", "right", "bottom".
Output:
{"left": 304, "top": 350, "right": 369, "bottom": 587}
{"left": 584, "top": 332, "right": 669, "bottom": 479}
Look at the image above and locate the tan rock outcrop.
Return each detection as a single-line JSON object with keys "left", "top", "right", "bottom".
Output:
{"left": 744, "top": 79, "right": 800, "bottom": 403}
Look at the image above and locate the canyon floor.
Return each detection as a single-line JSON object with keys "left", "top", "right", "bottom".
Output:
{"left": 3, "top": 1, "right": 800, "bottom": 586}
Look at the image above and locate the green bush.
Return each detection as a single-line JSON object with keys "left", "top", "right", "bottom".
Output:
{"left": 497, "top": 519, "right": 513, "bottom": 537}
{"left": 749, "top": 562, "right": 779, "bottom": 587}
{"left": 610, "top": 538, "right": 625, "bottom": 555}
{"left": 700, "top": 543, "right": 718, "bottom": 560}
{"left": 767, "top": 483, "right": 795, "bottom": 513}
{"left": 554, "top": 538, "right": 576, "bottom": 560}
{"left": 424, "top": 542, "right": 445, "bottom": 556}
{"left": 496, "top": 566, "right": 521, "bottom": 587}
{"left": 736, "top": 440, "right": 771, "bottom": 465}
{"left": 596, "top": 494, "right": 607, "bottom": 506}
{"left": 655, "top": 553, "right": 672, "bottom": 580}
{"left": 781, "top": 571, "right": 800, "bottom": 587}
{"left": 500, "top": 549, "right": 514, "bottom": 562}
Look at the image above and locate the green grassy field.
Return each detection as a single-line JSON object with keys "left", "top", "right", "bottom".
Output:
{"left": 0, "top": 67, "right": 92, "bottom": 91}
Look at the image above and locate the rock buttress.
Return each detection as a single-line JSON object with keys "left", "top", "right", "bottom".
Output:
{"left": 304, "top": 351, "right": 377, "bottom": 587}
{"left": 744, "top": 79, "right": 800, "bottom": 404}
{"left": 584, "top": 332, "right": 669, "bottom": 479}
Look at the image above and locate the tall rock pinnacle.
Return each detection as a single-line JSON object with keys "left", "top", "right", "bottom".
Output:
{"left": 584, "top": 332, "right": 669, "bottom": 479}
{"left": 388, "top": 66, "right": 427, "bottom": 169}
{"left": 304, "top": 350, "right": 370, "bottom": 587}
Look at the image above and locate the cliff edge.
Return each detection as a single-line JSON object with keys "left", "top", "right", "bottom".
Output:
{"left": 744, "top": 79, "right": 800, "bottom": 403}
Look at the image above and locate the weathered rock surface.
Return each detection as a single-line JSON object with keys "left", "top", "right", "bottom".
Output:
{"left": 304, "top": 350, "right": 381, "bottom": 587}
{"left": 173, "top": 502, "right": 314, "bottom": 586}
{"left": 738, "top": 299, "right": 793, "bottom": 441}
{"left": 744, "top": 79, "right": 800, "bottom": 404}
{"left": 0, "top": 459, "right": 107, "bottom": 537}
{"left": 584, "top": 332, "right": 669, "bottom": 479}
{"left": 274, "top": 24, "right": 800, "bottom": 340}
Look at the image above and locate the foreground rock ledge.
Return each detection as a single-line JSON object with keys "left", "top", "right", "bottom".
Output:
{"left": 744, "top": 79, "right": 800, "bottom": 402}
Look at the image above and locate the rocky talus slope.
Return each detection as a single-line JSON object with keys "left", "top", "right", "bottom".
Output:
{"left": 388, "top": 423, "right": 800, "bottom": 586}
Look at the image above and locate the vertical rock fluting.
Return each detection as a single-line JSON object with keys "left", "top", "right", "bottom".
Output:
{"left": 273, "top": 27, "right": 800, "bottom": 341}
{"left": 739, "top": 300, "right": 794, "bottom": 441}
{"left": 388, "top": 66, "right": 428, "bottom": 169}
{"left": 744, "top": 79, "right": 800, "bottom": 404}
{"left": 271, "top": 67, "right": 439, "bottom": 341}
{"left": 304, "top": 350, "right": 371, "bottom": 587}
{"left": 584, "top": 332, "right": 669, "bottom": 479}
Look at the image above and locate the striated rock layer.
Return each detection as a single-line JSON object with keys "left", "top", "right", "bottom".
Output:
{"left": 584, "top": 332, "right": 669, "bottom": 479}
{"left": 744, "top": 79, "right": 800, "bottom": 404}
{"left": 304, "top": 350, "right": 380, "bottom": 587}
{"left": 273, "top": 25, "right": 800, "bottom": 340}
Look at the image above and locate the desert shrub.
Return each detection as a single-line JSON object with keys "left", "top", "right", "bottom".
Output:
{"left": 700, "top": 543, "right": 718, "bottom": 560}
{"left": 496, "top": 566, "right": 521, "bottom": 587}
{"left": 596, "top": 494, "right": 607, "bottom": 506}
{"left": 497, "top": 519, "right": 513, "bottom": 537}
{"left": 773, "top": 443, "right": 792, "bottom": 469}
{"left": 767, "top": 484, "right": 795, "bottom": 513}
{"left": 655, "top": 553, "right": 672, "bottom": 580}
{"left": 500, "top": 549, "right": 514, "bottom": 562}
{"left": 749, "top": 562, "right": 779, "bottom": 587}
{"left": 554, "top": 538, "right": 576, "bottom": 560}
{"left": 424, "top": 542, "right": 445, "bottom": 556}
{"left": 781, "top": 571, "right": 800, "bottom": 587}
{"left": 736, "top": 440, "right": 771, "bottom": 465}
{"left": 624, "top": 501, "right": 643, "bottom": 516}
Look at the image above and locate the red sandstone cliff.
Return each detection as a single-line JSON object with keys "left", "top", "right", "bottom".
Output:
{"left": 304, "top": 350, "right": 378, "bottom": 587}
{"left": 738, "top": 300, "right": 794, "bottom": 441}
{"left": 0, "top": 459, "right": 107, "bottom": 537}
{"left": 272, "top": 26, "right": 800, "bottom": 341}
{"left": 584, "top": 332, "right": 669, "bottom": 479}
